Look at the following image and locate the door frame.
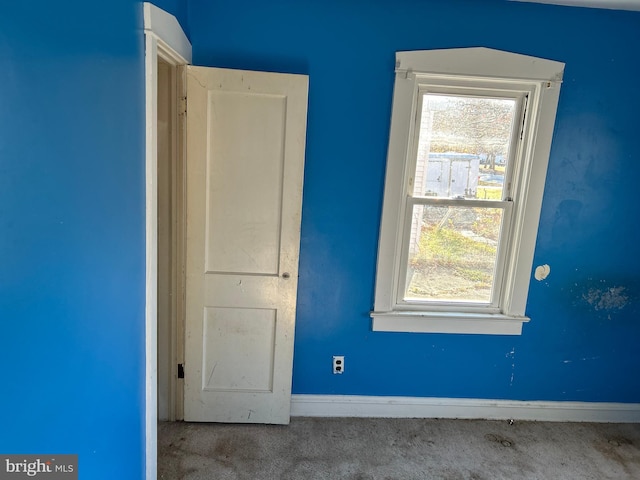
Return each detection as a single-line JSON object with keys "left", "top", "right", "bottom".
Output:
{"left": 143, "top": 3, "right": 191, "bottom": 479}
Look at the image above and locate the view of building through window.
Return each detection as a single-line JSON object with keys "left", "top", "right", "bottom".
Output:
{"left": 404, "top": 94, "right": 518, "bottom": 303}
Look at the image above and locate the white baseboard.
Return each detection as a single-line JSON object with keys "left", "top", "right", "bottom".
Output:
{"left": 291, "top": 394, "right": 640, "bottom": 423}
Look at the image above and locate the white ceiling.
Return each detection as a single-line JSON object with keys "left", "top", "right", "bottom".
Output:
{"left": 510, "top": 0, "right": 640, "bottom": 10}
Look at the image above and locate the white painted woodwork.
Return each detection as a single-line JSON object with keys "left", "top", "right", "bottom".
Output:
{"left": 372, "top": 48, "right": 564, "bottom": 335}
{"left": 291, "top": 395, "right": 640, "bottom": 423}
{"left": 143, "top": 3, "right": 192, "bottom": 65}
{"left": 204, "top": 91, "right": 286, "bottom": 276}
{"left": 157, "top": 59, "right": 172, "bottom": 421}
{"left": 183, "top": 66, "right": 308, "bottom": 424}
{"left": 156, "top": 58, "right": 185, "bottom": 422}
{"left": 144, "top": 4, "right": 191, "bottom": 477}
{"left": 144, "top": 32, "right": 159, "bottom": 480}
{"left": 510, "top": 0, "right": 640, "bottom": 11}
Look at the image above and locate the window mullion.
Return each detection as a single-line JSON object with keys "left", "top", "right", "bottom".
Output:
{"left": 408, "top": 197, "right": 512, "bottom": 209}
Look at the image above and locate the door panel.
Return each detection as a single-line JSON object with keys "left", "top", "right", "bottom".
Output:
{"left": 202, "top": 307, "right": 276, "bottom": 392}
{"left": 204, "top": 91, "right": 286, "bottom": 275}
{"left": 183, "top": 65, "right": 308, "bottom": 424}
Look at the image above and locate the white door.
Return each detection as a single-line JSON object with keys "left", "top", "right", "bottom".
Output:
{"left": 183, "top": 66, "right": 308, "bottom": 424}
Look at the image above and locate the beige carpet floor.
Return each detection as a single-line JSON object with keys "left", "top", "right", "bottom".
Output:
{"left": 158, "top": 417, "right": 640, "bottom": 479}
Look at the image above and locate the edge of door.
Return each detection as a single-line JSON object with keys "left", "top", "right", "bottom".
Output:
{"left": 144, "top": 3, "right": 191, "bottom": 480}
{"left": 173, "top": 65, "right": 187, "bottom": 422}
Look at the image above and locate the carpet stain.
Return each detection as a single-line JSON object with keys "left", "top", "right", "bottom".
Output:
{"left": 211, "top": 434, "right": 260, "bottom": 467}
{"left": 607, "top": 437, "right": 633, "bottom": 447}
{"left": 212, "top": 439, "right": 235, "bottom": 467}
{"left": 485, "top": 433, "right": 515, "bottom": 448}
{"left": 469, "top": 472, "right": 489, "bottom": 480}
{"left": 349, "top": 474, "right": 374, "bottom": 480}
{"left": 592, "top": 435, "right": 640, "bottom": 478}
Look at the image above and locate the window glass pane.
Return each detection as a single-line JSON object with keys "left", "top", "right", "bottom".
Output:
{"left": 404, "top": 205, "right": 504, "bottom": 303}
{"left": 413, "top": 94, "right": 517, "bottom": 200}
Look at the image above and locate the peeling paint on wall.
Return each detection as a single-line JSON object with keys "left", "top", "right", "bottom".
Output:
{"left": 583, "top": 286, "right": 629, "bottom": 312}
{"left": 506, "top": 348, "right": 516, "bottom": 387}
{"left": 559, "top": 275, "right": 636, "bottom": 321}
{"left": 534, "top": 264, "right": 551, "bottom": 281}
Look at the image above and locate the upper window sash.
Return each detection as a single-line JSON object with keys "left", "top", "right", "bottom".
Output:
{"left": 406, "top": 82, "right": 531, "bottom": 197}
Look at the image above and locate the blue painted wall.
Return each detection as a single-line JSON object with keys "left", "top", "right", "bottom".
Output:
{"left": 0, "top": 1, "right": 148, "bottom": 478}
{"left": 0, "top": 0, "right": 638, "bottom": 478}
{"left": 189, "top": 0, "right": 640, "bottom": 403}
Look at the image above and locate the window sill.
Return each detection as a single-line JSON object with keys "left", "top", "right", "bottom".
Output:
{"left": 370, "top": 311, "right": 529, "bottom": 335}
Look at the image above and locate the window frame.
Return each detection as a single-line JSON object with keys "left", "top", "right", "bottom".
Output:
{"left": 398, "top": 84, "right": 527, "bottom": 311}
{"left": 371, "top": 48, "right": 564, "bottom": 335}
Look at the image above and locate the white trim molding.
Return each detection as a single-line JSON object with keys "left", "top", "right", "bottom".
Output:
{"left": 143, "top": 3, "right": 192, "bottom": 64}
{"left": 510, "top": 0, "right": 640, "bottom": 11}
{"left": 372, "top": 48, "right": 564, "bottom": 336}
{"left": 291, "top": 395, "right": 640, "bottom": 423}
{"left": 371, "top": 311, "right": 528, "bottom": 335}
{"left": 395, "top": 47, "right": 564, "bottom": 82}
{"left": 143, "top": 4, "right": 191, "bottom": 480}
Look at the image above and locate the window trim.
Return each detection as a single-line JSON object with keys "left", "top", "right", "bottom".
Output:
{"left": 371, "top": 48, "right": 564, "bottom": 335}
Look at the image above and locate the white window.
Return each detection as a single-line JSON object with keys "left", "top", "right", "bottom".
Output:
{"left": 371, "top": 48, "right": 564, "bottom": 335}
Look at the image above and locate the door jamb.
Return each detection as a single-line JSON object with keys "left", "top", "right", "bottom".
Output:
{"left": 144, "top": 3, "right": 191, "bottom": 480}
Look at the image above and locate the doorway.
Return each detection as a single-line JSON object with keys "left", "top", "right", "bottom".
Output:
{"left": 157, "top": 58, "right": 185, "bottom": 422}
{"left": 155, "top": 61, "right": 308, "bottom": 425}
{"left": 145, "top": 3, "right": 308, "bottom": 476}
{"left": 144, "top": 3, "right": 191, "bottom": 477}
